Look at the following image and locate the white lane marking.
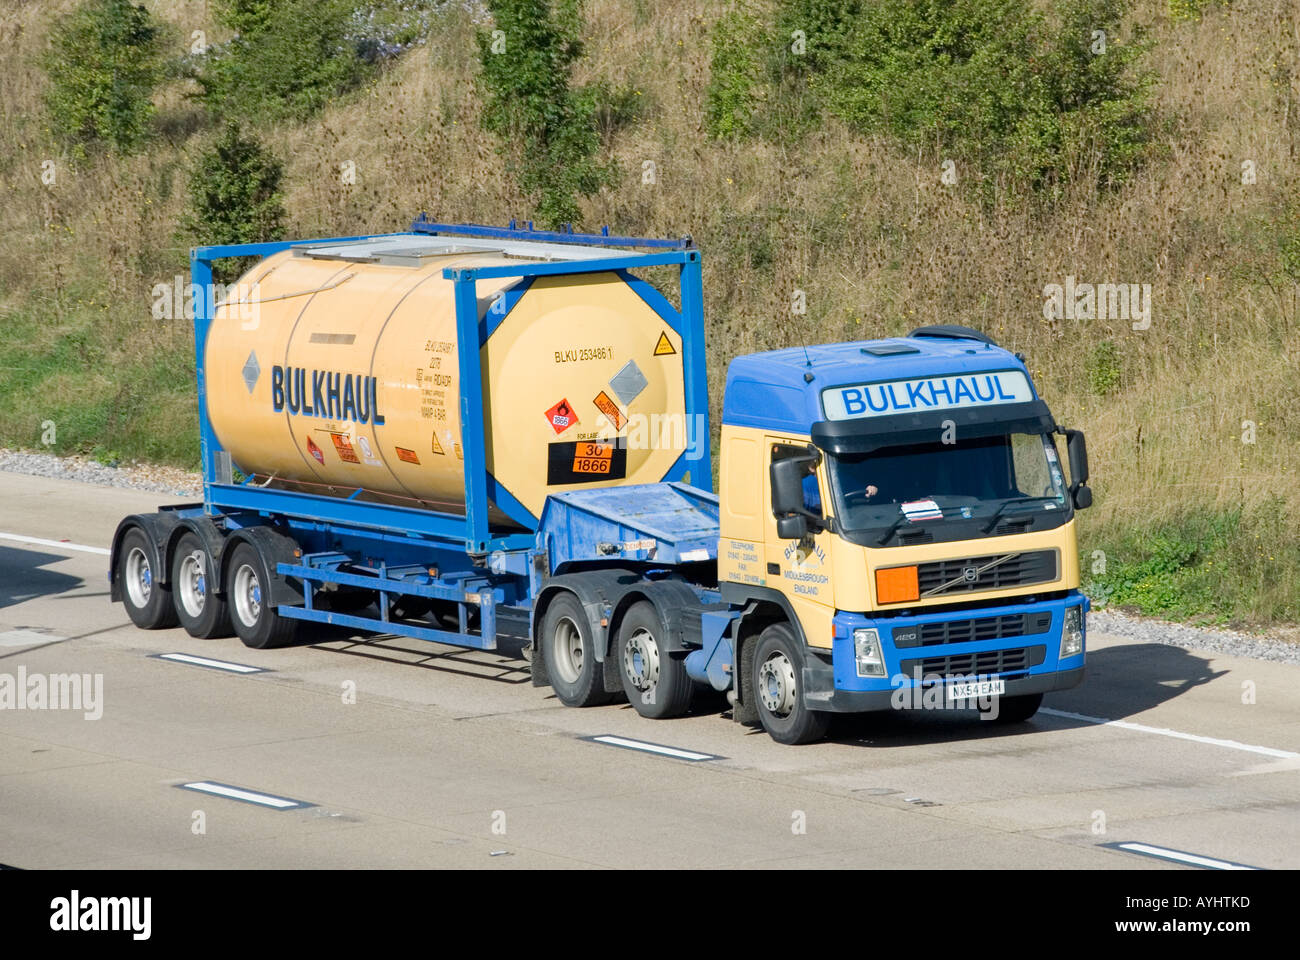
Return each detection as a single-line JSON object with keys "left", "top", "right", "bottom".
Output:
{"left": 0, "top": 532, "right": 110, "bottom": 556}
{"left": 1108, "top": 842, "right": 1259, "bottom": 871}
{"left": 1040, "top": 707, "right": 1299, "bottom": 760}
{"left": 153, "top": 653, "right": 266, "bottom": 674}
{"left": 177, "top": 781, "right": 310, "bottom": 809}
{"left": 0, "top": 629, "right": 63, "bottom": 648}
{"left": 587, "top": 735, "right": 718, "bottom": 762}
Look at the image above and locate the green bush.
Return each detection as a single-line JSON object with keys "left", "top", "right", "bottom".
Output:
{"left": 476, "top": 0, "right": 614, "bottom": 228}
{"left": 1084, "top": 504, "right": 1300, "bottom": 624}
{"left": 182, "top": 122, "right": 286, "bottom": 278}
{"left": 1087, "top": 339, "right": 1121, "bottom": 395}
{"left": 43, "top": 0, "right": 164, "bottom": 154}
{"left": 706, "top": 7, "right": 768, "bottom": 139}
{"left": 198, "top": 0, "right": 372, "bottom": 123}
{"left": 772, "top": 0, "right": 1155, "bottom": 197}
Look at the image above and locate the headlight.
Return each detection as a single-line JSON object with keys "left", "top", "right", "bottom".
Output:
{"left": 1060, "top": 605, "right": 1084, "bottom": 658}
{"left": 854, "top": 628, "right": 886, "bottom": 677}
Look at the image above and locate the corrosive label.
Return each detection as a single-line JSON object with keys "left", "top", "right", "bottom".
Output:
{"left": 545, "top": 398, "right": 578, "bottom": 434}
{"left": 592, "top": 391, "right": 626, "bottom": 429}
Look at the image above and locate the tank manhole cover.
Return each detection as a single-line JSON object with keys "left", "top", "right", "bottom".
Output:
{"left": 608, "top": 360, "right": 648, "bottom": 406}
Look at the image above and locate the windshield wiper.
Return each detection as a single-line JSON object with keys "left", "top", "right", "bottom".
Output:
{"left": 877, "top": 512, "right": 926, "bottom": 545}
{"left": 981, "top": 497, "right": 1050, "bottom": 534}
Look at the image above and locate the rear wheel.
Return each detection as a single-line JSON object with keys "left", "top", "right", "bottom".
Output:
{"left": 618, "top": 601, "right": 692, "bottom": 719}
{"left": 226, "top": 542, "right": 299, "bottom": 649}
{"left": 171, "top": 532, "right": 232, "bottom": 639}
{"left": 980, "top": 692, "right": 1043, "bottom": 724}
{"left": 117, "top": 527, "right": 177, "bottom": 629}
{"left": 752, "top": 623, "right": 830, "bottom": 745}
{"left": 541, "top": 592, "right": 612, "bottom": 707}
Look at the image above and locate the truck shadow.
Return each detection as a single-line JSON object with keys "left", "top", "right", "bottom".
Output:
{"left": 305, "top": 628, "right": 533, "bottom": 685}
{"left": 0, "top": 546, "right": 85, "bottom": 611}
{"left": 817, "top": 643, "right": 1229, "bottom": 748}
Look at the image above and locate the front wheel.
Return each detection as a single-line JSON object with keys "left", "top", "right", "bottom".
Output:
{"left": 226, "top": 542, "right": 299, "bottom": 649}
{"left": 752, "top": 624, "right": 830, "bottom": 745}
{"left": 117, "top": 527, "right": 177, "bottom": 630}
{"left": 541, "top": 592, "right": 612, "bottom": 707}
{"left": 617, "top": 601, "right": 692, "bottom": 719}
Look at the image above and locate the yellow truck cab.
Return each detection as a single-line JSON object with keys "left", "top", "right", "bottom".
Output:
{"left": 711, "top": 325, "right": 1091, "bottom": 742}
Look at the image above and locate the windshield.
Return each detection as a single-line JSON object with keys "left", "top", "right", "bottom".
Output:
{"left": 828, "top": 432, "right": 1069, "bottom": 543}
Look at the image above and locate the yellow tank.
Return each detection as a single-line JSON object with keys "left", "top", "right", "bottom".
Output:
{"left": 204, "top": 236, "right": 687, "bottom": 526}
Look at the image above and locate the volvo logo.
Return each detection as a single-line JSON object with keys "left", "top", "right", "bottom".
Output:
{"left": 962, "top": 566, "right": 978, "bottom": 582}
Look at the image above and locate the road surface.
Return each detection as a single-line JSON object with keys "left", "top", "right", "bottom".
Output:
{"left": 1, "top": 470, "right": 1296, "bottom": 869}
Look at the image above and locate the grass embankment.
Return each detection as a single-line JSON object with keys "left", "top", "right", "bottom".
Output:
{"left": 1, "top": 0, "right": 1297, "bottom": 624}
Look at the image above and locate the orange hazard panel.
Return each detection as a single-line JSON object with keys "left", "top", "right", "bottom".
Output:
{"left": 875, "top": 565, "right": 919, "bottom": 604}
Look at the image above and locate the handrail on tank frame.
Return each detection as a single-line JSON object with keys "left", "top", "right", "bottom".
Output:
{"left": 189, "top": 224, "right": 711, "bottom": 556}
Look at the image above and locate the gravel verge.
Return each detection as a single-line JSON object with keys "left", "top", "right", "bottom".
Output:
{"left": 0, "top": 448, "right": 201, "bottom": 498}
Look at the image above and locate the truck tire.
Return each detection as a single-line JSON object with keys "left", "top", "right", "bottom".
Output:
{"left": 617, "top": 601, "right": 692, "bottom": 719}
{"left": 117, "top": 527, "right": 178, "bottom": 630}
{"left": 980, "top": 692, "right": 1043, "bottom": 724}
{"left": 541, "top": 592, "right": 612, "bottom": 707}
{"left": 170, "top": 532, "right": 233, "bottom": 639}
{"left": 226, "top": 542, "right": 300, "bottom": 649}
{"left": 753, "top": 623, "right": 830, "bottom": 745}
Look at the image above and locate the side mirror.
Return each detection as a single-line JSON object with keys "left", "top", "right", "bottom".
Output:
{"left": 770, "top": 450, "right": 823, "bottom": 538}
{"left": 1063, "top": 428, "right": 1091, "bottom": 510}
{"left": 776, "top": 515, "right": 808, "bottom": 540}
{"left": 1065, "top": 429, "right": 1088, "bottom": 485}
{"left": 770, "top": 457, "right": 807, "bottom": 516}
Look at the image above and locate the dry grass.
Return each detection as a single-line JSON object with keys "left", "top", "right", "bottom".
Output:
{"left": 1, "top": 0, "right": 1298, "bottom": 620}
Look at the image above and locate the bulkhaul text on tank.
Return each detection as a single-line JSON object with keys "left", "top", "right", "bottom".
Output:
{"left": 270, "top": 366, "right": 386, "bottom": 425}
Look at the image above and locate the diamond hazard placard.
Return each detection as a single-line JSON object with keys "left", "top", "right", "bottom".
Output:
{"left": 545, "top": 398, "right": 578, "bottom": 434}
{"left": 592, "top": 390, "right": 626, "bottom": 429}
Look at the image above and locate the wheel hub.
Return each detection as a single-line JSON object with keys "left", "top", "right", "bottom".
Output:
{"left": 552, "top": 616, "right": 584, "bottom": 685}
{"left": 179, "top": 550, "right": 207, "bottom": 617}
{"left": 758, "top": 652, "right": 797, "bottom": 716}
{"left": 622, "top": 628, "right": 660, "bottom": 691}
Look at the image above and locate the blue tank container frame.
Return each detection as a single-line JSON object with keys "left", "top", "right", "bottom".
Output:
{"left": 174, "top": 219, "right": 716, "bottom": 652}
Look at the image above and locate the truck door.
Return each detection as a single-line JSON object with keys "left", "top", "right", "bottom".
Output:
{"left": 764, "top": 440, "right": 836, "bottom": 650}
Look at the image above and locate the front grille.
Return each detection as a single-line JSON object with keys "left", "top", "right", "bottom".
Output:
{"left": 899, "top": 645, "right": 1046, "bottom": 679}
{"left": 916, "top": 549, "right": 1057, "bottom": 597}
{"left": 892, "top": 611, "right": 1053, "bottom": 648}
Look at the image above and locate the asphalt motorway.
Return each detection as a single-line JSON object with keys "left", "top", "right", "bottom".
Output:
{"left": 1, "top": 471, "right": 1297, "bottom": 870}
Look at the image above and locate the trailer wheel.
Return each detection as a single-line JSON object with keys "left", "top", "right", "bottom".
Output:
{"left": 753, "top": 623, "right": 830, "bottom": 745}
{"left": 541, "top": 592, "right": 612, "bottom": 707}
{"left": 170, "top": 532, "right": 233, "bottom": 639}
{"left": 226, "top": 542, "right": 299, "bottom": 649}
{"left": 979, "top": 692, "right": 1043, "bottom": 724}
{"left": 117, "top": 527, "right": 178, "bottom": 630}
{"left": 618, "top": 601, "right": 692, "bottom": 719}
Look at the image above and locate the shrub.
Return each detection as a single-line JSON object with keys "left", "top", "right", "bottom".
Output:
{"left": 43, "top": 0, "right": 164, "bottom": 154}
{"left": 772, "top": 0, "right": 1155, "bottom": 197}
{"left": 706, "top": 6, "right": 768, "bottom": 139}
{"left": 476, "top": 0, "right": 614, "bottom": 228}
{"left": 1087, "top": 339, "right": 1121, "bottom": 395}
{"left": 182, "top": 122, "right": 286, "bottom": 278}
{"left": 198, "top": 0, "right": 373, "bottom": 123}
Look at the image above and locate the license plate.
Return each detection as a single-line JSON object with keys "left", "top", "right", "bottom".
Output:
{"left": 947, "top": 678, "right": 1005, "bottom": 700}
